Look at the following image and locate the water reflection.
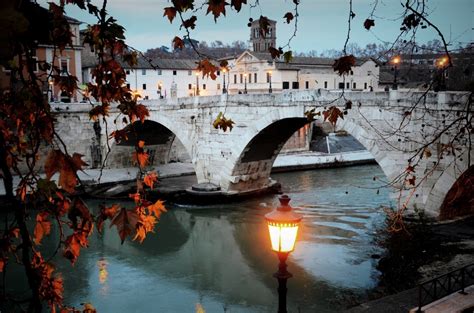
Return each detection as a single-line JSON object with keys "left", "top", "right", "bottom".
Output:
{"left": 46, "top": 165, "right": 391, "bottom": 312}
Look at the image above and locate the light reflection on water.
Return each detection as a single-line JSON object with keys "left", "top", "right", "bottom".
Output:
{"left": 50, "top": 164, "right": 391, "bottom": 312}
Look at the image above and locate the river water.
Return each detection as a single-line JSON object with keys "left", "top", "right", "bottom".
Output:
{"left": 8, "top": 164, "right": 393, "bottom": 313}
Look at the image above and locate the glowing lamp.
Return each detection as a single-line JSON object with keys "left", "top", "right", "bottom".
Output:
{"left": 265, "top": 195, "right": 302, "bottom": 313}
{"left": 391, "top": 55, "right": 401, "bottom": 65}
{"left": 265, "top": 195, "right": 302, "bottom": 253}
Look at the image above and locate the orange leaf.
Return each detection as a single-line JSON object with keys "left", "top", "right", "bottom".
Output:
{"left": 63, "top": 231, "right": 89, "bottom": 264}
{"left": 143, "top": 171, "right": 158, "bottom": 189}
{"left": 34, "top": 212, "right": 52, "bottom": 245}
{"left": 44, "top": 150, "right": 63, "bottom": 179}
{"left": 138, "top": 140, "right": 145, "bottom": 148}
{"left": 147, "top": 200, "right": 167, "bottom": 218}
{"left": 323, "top": 106, "right": 344, "bottom": 127}
{"left": 172, "top": 36, "right": 184, "bottom": 50}
{"left": 163, "top": 7, "right": 177, "bottom": 23}
{"left": 110, "top": 208, "right": 138, "bottom": 244}
{"left": 0, "top": 258, "right": 5, "bottom": 272}
{"left": 206, "top": 0, "right": 228, "bottom": 21}
{"left": 133, "top": 151, "right": 149, "bottom": 169}
{"left": 97, "top": 204, "right": 120, "bottom": 233}
{"left": 333, "top": 55, "right": 356, "bottom": 76}
{"left": 196, "top": 59, "right": 218, "bottom": 80}
{"left": 133, "top": 214, "right": 157, "bottom": 243}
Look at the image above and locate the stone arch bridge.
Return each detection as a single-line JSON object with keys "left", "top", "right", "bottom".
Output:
{"left": 53, "top": 90, "right": 472, "bottom": 218}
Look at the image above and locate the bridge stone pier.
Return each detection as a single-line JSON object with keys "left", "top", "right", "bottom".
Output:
{"left": 52, "top": 90, "right": 472, "bottom": 218}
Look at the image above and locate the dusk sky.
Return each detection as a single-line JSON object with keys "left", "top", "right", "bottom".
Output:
{"left": 43, "top": 0, "right": 473, "bottom": 53}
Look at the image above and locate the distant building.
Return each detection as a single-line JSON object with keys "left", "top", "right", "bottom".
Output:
{"left": 226, "top": 51, "right": 379, "bottom": 95}
{"left": 82, "top": 57, "right": 222, "bottom": 99}
{"left": 0, "top": 6, "right": 83, "bottom": 103}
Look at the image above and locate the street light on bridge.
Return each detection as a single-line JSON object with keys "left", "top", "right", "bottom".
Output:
{"left": 267, "top": 70, "right": 273, "bottom": 93}
{"left": 222, "top": 67, "right": 227, "bottom": 94}
{"left": 390, "top": 55, "right": 401, "bottom": 90}
{"left": 265, "top": 195, "right": 302, "bottom": 313}
{"left": 244, "top": 73, "right": 248, "bottom": 94}
{"left": 435, "top": 56, "right": 449, "bottom": 91}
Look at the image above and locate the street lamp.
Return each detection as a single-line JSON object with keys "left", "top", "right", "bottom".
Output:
{"left": 158, "top": 81, "right": 163, "bottom": 98}
{"left": 435, "top": 56, "right": 449, "bottom": 91}
{"left": 390, "top": 55, "right": 401, "bottom": 90}
{"left": 268, "top": 70, "right": 273, "bottom": 93}
{"left": 244, "top": 73, "right": 248, "bottom": 94}
{"left": 265, "top": 195, "right": 302, "bottom": 313}
{"left": 195, "top": 71, "right": 200, "bottom": 96}
{"left": 222, "top": 68, "right": 227, "bottom": 94}
{"left": 48, "top": 80, "right": 54, "bottom": 102}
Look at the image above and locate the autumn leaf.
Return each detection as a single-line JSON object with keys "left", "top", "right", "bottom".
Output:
{"left": 147, "top": 200, "right": 167, "bottom": 218}
{"left": 110, "top": 208, "right": 138, "bottom": 244}
{"left": 364, "top": 18, "right": 375, "bottom": 30}
{"left": 110, "top": 128, "right": 129, "bottom": 143}
{"left": 0, "top": 258, "right": 4, "bottom": 272}
{"left": 129, "top": 192, "right": 141, "bottom": 204}
{"left": 283, "top": 12, "right": 294, "bottom": 23}
{"left": 408, "top": 176, "right": 416, "bottom": 186}
{"left": 97, "top": 203, "right": 120, "bottom": 233}
{"left": 134, "top": 215, "right": 157, "bottom": 243}
{"left": 230, "top": 0, "right": 247, "bottom": 12}
{"left": 63, "top": 233, "right": 82, "bottom": 264}
{"left": 44, "top": 150, "right": 63, "bottom": 180}
{"left": 163, "top": 7, "right": 177, "bottom": 23}
{"left": 133, "top": 150, "right": 149, "bottom": 169}
{"left": 196, "top": 59, "right": 219, "bottom": 80}
{"left": 258, "top": 15, "right": 270, "bottom": 37}
{"left": 172, "top": 36, "right": 185, "bottom": 50}
{"left": 212, "top": 112, "right": 235, "bottom": 132}
{"left": 143, "top": 171, "right": 158, "bottom": 189}
{"left": 182, "top": 16, "right": 197, "bottom": 29}
{"left": 323, "top": 106, "right": 344, "bottom": 126}
{"left": 206, "top": 0, "right": 229, "bottom": 22}
{"left": 283, "top": 50, "right": 293, "bottom": 63}
{"left": 304, "top": 108, "right": 321, "bottom": 121}
{"left": 268, "top": 46, "right": 283, "bottom": 59}
{"left": 333, "top": 55, "right": 356, "bottom": 76}
{"left": 34, "top": 212, "right": 52, "bottom": 245}
{"left": 423, "top": 147, "right": 432, "bottom": 158}
{"left": 89, "top": 104, "right": 110, "bottom": 121}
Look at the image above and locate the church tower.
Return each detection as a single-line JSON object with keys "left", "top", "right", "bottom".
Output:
{"left": 250, "top": 19, "right": 276, "bottom": 53}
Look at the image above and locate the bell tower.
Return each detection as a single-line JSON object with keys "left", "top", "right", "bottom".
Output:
{"left": 250, "top": 19, "right": 276, "bottom": 52}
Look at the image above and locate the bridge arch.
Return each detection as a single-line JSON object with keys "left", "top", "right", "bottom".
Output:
{"left": 105, "top": 117, "right": 193, "bottom": 169}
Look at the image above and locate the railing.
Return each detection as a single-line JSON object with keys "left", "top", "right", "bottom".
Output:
{"left": 417, "top": 263, "right": 474, "bottom": 312}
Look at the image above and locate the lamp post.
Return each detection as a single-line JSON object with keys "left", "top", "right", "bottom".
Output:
{"left": 244, "top": 73, "right": 248, "bottom": 94}
{"left": 222, "top": 68, "right": 227, "bottom": 94}
{"left": 158, "top": 81, "right": 163, "bottom": 98}
{"left": 48, "top": 80, "right": 54, "bottom": 102}
{"left": 390, "top": 55, "right": 401, "bottom": 90}
{"left": 195, "top": 71, "right": 200, "bottom": 96}
{"left": 268, "top": 70, "right": 273, "bottom": 93}
{"left": 435, "top": 56, "right": 449, "bottom": 91}
{"left": 265, "top": 195, "right": 302, "bottom": 313}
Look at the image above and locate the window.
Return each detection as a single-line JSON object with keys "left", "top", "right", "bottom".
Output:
{"left": 60, "top": 59, "right": 69, "bottom": 76}
{"left": 282, "top": 81, "right": 290, "bottom": 89}
{"left": 203, "top": 84, "right": 206, "bottom": 90}
{"left": 254, "top": 73, "right": 257, "bottom": 83}
{"left": 353, "top": 82, "right": 356, "bottom": 89}
{"left": 217, "top": 83, "right": 221, "bottom": 90}
{"left": 234, "top": 74, "right": 237, "bottom": 84}
{"left": 350, "top": 70, "right": 354, "bottom": 75}
{"left": 248, "top": 74, "right": 252, "bottom": 83}
{"left": 157, "top": 70, "right": 162, "bottom": 75}
{"left": 367, "top": 71, "right": 372, "bottom": 76}
{"left": 173, "top": 70, "right": 177, "bottom": 75}
{"left": 292, "top": 82, "right": 299, "bottom": 89}
{"left": 126, "top": 69, "right": 130, "bottom": 75}
{"left": 188, "top": 70, "right": 192, "bottom": 76}
{"left": 188, "top": 84, "right": 192, "bottom": 90}
{"left": 305, "top": 81, "right": 309, "bottom": 89}
{"left": 339, "top": 82, "right": 344, "bottom": 89}
{"left": 324, "top": 81, "right": 328, "bottom": 88}
{"left": 364, "top": 82, "right": 367, "bottom": 89}
{"left": 126, "top": 83, "right": 130, "bottom": 89}
{"left": 346, "top": 82, "right": 349, "bottom": 89}
{"left": 240, "top": 74, "right": 243, "bottom": 84}
{"left": 142, "top": 69, "right": 146, "bottom": 75}
{"left": 142, "top": 84, "right": 146, "bottom": 90}
{"left": 217, "top": 70, "right": 220, "bottom": 76}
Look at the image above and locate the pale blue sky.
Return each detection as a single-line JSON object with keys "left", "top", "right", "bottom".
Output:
{"left": 46, "top": 0, "right": 473, "bottom": 53}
